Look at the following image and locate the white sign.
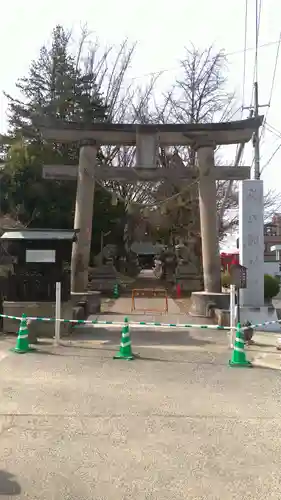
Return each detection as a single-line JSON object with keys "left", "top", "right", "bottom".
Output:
{"left": 26, "top": 249, "right": 56, "bottom": 263}
{"left": 239, "top": 180, "right": 264, "bottom": 307}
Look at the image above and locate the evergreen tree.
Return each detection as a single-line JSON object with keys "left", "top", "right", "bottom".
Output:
{"left": 1, "top": 25, "right": 123, "bottom": 255}
{"left": 5, "top": 25, "right": 107, "bottom": 138}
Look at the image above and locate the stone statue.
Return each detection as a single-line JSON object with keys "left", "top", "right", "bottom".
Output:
{"left": 175, "top": 235, "right": 202, "bottom": 292}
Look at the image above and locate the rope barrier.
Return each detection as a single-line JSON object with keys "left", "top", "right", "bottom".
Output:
{"left": 0, "top": 313, "right": 280, "bottom": 331}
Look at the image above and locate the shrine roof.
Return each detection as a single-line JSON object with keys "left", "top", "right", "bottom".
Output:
{"left": 0, "top": 229, "right": 77, "bottom": 241}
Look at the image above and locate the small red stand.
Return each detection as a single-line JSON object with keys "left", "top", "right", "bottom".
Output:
{"left": 176, "top": 282, "right": 181, "bottom": 299}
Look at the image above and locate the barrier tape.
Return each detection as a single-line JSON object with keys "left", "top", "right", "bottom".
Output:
{"left": 0, "top": 313, "right": 228, "bottom": 329}
{"left": 0, "top": 313, "right": 280, "bottom": 331}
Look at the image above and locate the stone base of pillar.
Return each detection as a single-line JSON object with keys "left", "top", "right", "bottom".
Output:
{"left": 237, "top": 305, "right": 281, "bottom": 332}
{"left": 190, "top": 291, "right": 230, "bottom": 318}
{"left": 175, "top": 278, "right": 202, "bottom": 293}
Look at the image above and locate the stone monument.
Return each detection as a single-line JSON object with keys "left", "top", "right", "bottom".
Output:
{"left": 238, "top": 179, "right": 280, "bottom": 331}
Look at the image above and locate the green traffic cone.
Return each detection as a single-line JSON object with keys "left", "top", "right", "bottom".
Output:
{"left": 113, "top": 283, "right": 119, "bottom": 298}
{"left": 11, "top": 314, "right": 35, "bottom": 354}
{"left": 229, "top": 323, "right": 252, "bottom": 368}
{"left": 114, "top": 317, "right": 134, "bottom": 360}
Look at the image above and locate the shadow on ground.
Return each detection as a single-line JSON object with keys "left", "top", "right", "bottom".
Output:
{"left": 24, "top": 344, "right": 229, "bottom": 366}
{"left": 0, "top": 471, "right": 21, "bottom": 496}
{"left": 68, "top": 327, "right": 216, "bottom": 348}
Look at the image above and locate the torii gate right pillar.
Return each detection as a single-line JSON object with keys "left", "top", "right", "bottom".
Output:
{"left": 197, "top": 146, "right": 221, "bottom": 293}
{"left": 190, "top": 143, "right": 231, "bottom": 317}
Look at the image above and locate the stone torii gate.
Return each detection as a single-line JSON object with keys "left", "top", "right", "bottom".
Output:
{"left": 35, "top": 116, "right": 263, "bottom": 311}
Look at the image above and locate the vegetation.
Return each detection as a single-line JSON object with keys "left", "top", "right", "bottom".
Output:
{"left": 0, "top": 25, "right": 125, "bottom": 256}
{"left": 264, "top": 274, "right": 280, "bottom": 301}
{"left": 221, "top": 271, "right": 232, "bottom": 289}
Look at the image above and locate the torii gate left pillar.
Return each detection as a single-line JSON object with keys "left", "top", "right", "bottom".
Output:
{"left": 71, "top": 141, "right": 97, "bottom": 293}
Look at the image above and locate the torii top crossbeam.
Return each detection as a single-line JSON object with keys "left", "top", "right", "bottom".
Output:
{"left": 33, "top": 116, "right": 263, "bottom": 146}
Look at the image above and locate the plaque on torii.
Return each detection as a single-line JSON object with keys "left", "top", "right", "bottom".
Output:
{"left": 135, "top": 129, "right": 158, "bottom": 169}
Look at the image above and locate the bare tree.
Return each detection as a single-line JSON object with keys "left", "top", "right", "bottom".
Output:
{"left": 144, "top": 44, "right": 281, "bottom": 245}
{"left": 140, "top": 44, "right": 238, "bottom": 243}
{"left": 166, "top": 44, "right": 235, "bottom": 124}
{"left": 76, "top": 29, "right": 160, "bottom": 186}
{"left": 69, "top": 35, "right": 281, "bottom": 247}
{"left": 73, "top": 39, "right": 245, "bottom": 247}
{"left": 71, "top": 29, "right": 163, "bottom": 251}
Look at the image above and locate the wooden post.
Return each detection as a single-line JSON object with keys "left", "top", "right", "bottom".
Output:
{"left": 197, "top": 146, "right": 221, "bottom": 293}
{"left": 71, "top": 142, "right": 97, "bottom": 293}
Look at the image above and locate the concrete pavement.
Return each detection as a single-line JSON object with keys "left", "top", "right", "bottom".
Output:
{"left": 0, "top": 329, "right": 280, "bottom": 498}
{"left": 97, "top": 296, "right": 281, "bottom": 368}
{"left": 248, "top": 330, "right": 281, "bottom": 370}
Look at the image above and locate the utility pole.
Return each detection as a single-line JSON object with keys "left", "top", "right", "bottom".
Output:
{"left": 218, "top": 109, "right": 254, "bottom": 226}
{"left": 253, "top": 81, "right": 261, "bottom": 179}
{"left": 243, "top": 82, "right": 269, "bottom": 180}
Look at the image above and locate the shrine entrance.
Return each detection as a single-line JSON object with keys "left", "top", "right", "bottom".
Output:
{"left": 36, "top": 115, "right": 262, "bottom": 313}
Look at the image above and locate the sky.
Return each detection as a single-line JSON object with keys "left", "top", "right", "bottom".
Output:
{"left": 1, "top": 0, "right": 281, "bottom": 249}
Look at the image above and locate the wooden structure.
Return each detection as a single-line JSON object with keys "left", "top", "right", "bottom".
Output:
{"left": 0, "top": 229, "right": 77, "bottom": 301}
{"left": 33, "top": 116, "right": 263, "bottom": 311}
{"left": 131, "top": 288, "right": 169, "bottom": 313}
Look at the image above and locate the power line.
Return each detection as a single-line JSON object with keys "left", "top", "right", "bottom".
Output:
{"left": 251, "top": 32, "right": 281, "bottom": 176}
{"left": 266, "top": 123, "right": 281, "bottom": 138}
{"left": 260, "top": 124, "right": 281, "bottom": 177}
{"left": 255, "top": 0, "right": 263, "bottom": 81}
{"left": 260, "top": 142, "right": 281, "bottom": 175}
{"left": 216, "top": 3, "right": 251, "bottom": 223}
{"left": 260, "top": 32, "right": 281, "bottom": 141}
{"left": 251, "top": 0, "right": 263, "bottom": 178}
{"left": 241, "top": 0, "right": 248, "bottom": 111}
{"left": 250, "top": 0, "right": 263, "bottom": 107}
{"left": 265, "top": 125, "right": 281, "bottom": 140}
{"left": 235, "top": 0, "right": 249, "bottom": 165}
{"left": 227, "top": 39, "right": 279, "bottom": 57}
{"left": 126, "top": 38, "right": 281, "bottom": 83}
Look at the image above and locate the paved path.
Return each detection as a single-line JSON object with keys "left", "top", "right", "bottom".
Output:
{"left": 70, "top": 323, "right": 229, "bottom": 351}
{"left": 97, "top": 296, "right": 213, "bottom": 325}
